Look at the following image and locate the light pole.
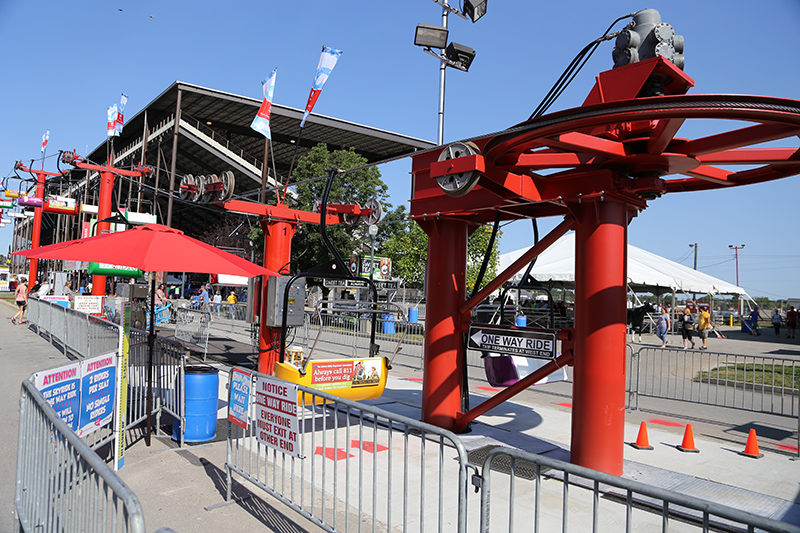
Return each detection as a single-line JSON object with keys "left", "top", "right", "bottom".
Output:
{"left": 414, "top": 0, "right": 484, "bottom": 145}
{"left": 729, "top": 244, "right": 745, "bottom": 317}
{"left": 689, "top": 243, "right": 698, "bottom": 302}
{"left": 368, "top": 224, "right": 379, "bottom": 280}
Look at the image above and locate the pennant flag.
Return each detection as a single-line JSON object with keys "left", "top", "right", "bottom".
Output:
{"left": 301, "top": 46, "right": 342, "bottom": 127}
{"left": 115, "top": 93, "right": 128, "bottom": 135}
{"left": 250, "top": 68, "right": 278, "bottom": 139}
{"left": 41, "top": 129, "right": 50, "bottom": 153}
{"left": 107, "top": 105, "right": 119, "bottom": 138}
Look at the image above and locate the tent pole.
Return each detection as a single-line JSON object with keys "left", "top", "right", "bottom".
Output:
{"left": 146, "top": 273, "right": 156, "bottom": 446}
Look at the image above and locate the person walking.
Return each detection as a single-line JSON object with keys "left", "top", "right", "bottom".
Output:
{"left": 771, "top": 308, "right": 782, "bottom": 337}
{"left": 697, "top": 306, "right": 711, "bottom": 350}
{"left": 12, "top": 277, "right": 28, "bottom": 324}
{"left": 680, "top": 307, "right": 695, "bottom": 349}
{"left": 200, "top": 285, "right": 210, "bottom": 311}
{"left": 786, "top": 306, "right": 798, "bottom": 339}
{"left": 213, "top": 289, "right": 222, "bottom": 315}
{"left": 656, "top": 305, "right": 670, "bottom": 347}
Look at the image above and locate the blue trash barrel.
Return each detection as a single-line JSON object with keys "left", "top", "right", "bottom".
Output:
{"left": 382, "top": 313, "right": 396, "bottom": 334}
{"left": 515, "top": 314, "right": 527, "bottom": 327}
{"left": 408, "top": 308, "right": 419, "bottom": 323}
{"left": 173, "top": 366, "right": 219, "bottom": 443}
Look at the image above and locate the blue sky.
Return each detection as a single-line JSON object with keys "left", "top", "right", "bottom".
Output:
{"left": 1, "top": 1, "right": 799, "bottom": 299}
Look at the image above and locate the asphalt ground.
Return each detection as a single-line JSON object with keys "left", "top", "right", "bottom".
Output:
{"left": 3, "top": 298, "right": 799, "bottom": 531}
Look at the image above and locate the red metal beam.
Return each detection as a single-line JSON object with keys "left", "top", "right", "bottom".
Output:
{"left": 221, "top": 199, "right": 340, "bottom": 225}
{"left": 696, "top": 147, "right": 800, "bottom": 164}
{"left": 455, "top": 351, "right": 574, "bottom": 432}
{"left": 673, "top": 123, "right": 800, "bottom": 156}
{"left": 463, "top": 217, "right": 575, "bottom": 314}
{"left": 647, "top": 118, "right": 686, "bottom": 155}
{"left": 544, "top": 131, "right": 627, "bottom": 158}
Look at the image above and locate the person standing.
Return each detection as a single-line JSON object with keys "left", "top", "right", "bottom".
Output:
{"left": 749, "top": 307, "right": 760, "bottom": 335}
{"left": 36, "top": 278, "right": 51, "bottom": 298}
{"left": 213, "top": 289, "right": 222, "bottom": 315}
{"left": 12, "top": 277, "right": 28, "bottom": 325}
{"left": 656, "top": 305, "right": 670, "bottom": 347}
{"left": 155, "top": 284, "right": 167, "bottom": 308}
{"left": 200, "top": 285, "right": 210, "bottom": 311}
{"left": 786, "top": 306, "right": 798, "bottom": 339}
{"left": 771, "top": 308, "right": 782, "bottom": 337}
{"left": 697, "top": 306, "right": 711, "bottom": 350}
{"left": 227, "top": 289, "right": 237, "bottom": 319}
{"left": 680, "top": 307, "right": 696, "bottom": 349}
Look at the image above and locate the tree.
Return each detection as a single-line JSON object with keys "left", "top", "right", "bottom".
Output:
{"left": 466, "top": 224, "right": 501, "bottom": 294}
{"left": 250, "top": 144, "right": 399, "bottom": 276}
{"left": 381, "top": 207, "right": 428, "bottom": 287}
{"left": 381, "top": 216, "right": 501, "bottom": 293}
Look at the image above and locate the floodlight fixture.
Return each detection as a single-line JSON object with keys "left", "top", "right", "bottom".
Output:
{"left": 445, "top": 42, "right": 476, "bottom": 72}
{"left": 463, "top": 0, "right": 488, "bottom": 23}
{"left": 415, "top": 23, "right": 449, "bottom": 49}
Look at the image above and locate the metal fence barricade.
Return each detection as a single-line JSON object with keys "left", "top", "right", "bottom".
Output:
{"left": 630, "top": 346, "right": 800, "bottom": 453}
{"left": 223, "top": 366, "right": 470, "bottom": 533}
{"left": 126, "top": 329, "right": 186, "bottom": 441}
{"left": 15, "top": 379, "right": 147, "bottom": 533}
{"left": 476, "top": 446, "right": 800, "bottom": 533}
{"left": 631, "top": 346, "right": 799, "bottom": 416}
{"left": 301, "top": 310, "right": 425, "bottom": 368}
{"left": 174, "top": 306, "right": 211, "bottom": 359}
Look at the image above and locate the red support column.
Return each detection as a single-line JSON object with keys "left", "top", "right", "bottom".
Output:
{"left": 258, "top": 218, "right": 296, "bottom": 375}
{"left": 91, "top": 170, "right": 116, "bottom": 296}
{"left": 418, "top": 218, "right": 469, "bottom": 431}
{"left": 26, "top": 171, "right": 46, "bottom": 286}
{"left": 570, "top": 198, "right": 631, "bottom": 476}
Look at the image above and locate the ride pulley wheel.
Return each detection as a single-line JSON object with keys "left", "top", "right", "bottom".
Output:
{"left": 436, "top": 141, "right": 482, "bottom": 198}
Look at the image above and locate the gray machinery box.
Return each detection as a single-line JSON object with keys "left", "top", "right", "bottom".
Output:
{"left": 266, "top": 276, "right": 306, "bottom": 327}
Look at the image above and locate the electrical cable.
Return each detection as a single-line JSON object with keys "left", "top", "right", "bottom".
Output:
{"left": 528, "top": 13, "right": 635, "bottom": 120}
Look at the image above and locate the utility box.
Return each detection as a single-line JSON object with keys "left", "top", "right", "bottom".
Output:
{"left": 265, "top": 276, "right": 305, "bottom": 327}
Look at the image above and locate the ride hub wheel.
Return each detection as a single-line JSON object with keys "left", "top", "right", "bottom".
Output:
{"left": 482, "top": 94, "right": 800, "bottom": 198}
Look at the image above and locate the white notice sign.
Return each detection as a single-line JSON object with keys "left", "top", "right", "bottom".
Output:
{"left": 74, "top": 295, "right": 105, "bottom": 314}
{"left": 254, "top": 375, "right": 300, "bottom": 457}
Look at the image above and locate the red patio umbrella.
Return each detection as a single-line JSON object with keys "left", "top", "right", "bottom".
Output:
{"left": 14, "top": 223, "right": 274, "bottom": 277}
{"left": 14, "top": 223, "right": 279, "bottom": 445}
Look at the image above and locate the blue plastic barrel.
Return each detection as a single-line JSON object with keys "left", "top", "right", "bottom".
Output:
{"left": 173, "top": 366, "right": 219, "bottom": 443}
{"left": 515, "top": 314, "right": 527, "bottom": 327}
{"left": 408, "top": 308, "right": 419, "bottom": 323}
{"left": 382, "top": 313, "right": 396, "bottom": 334}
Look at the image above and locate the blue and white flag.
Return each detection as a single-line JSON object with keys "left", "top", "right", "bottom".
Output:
{"left": 115, "top": 93, "right": 128, "bottom": 136}
{"left": 107, "top": 105, "right": 118, "bottom": 138}
{"left": 251, "top": 68, "right": 277, "bottom": 139}
{"left": 41, "top": 129, "right": 50, "bottom": 153}
{"left": 301, "top": 46, "right": 342, "bottom": 128}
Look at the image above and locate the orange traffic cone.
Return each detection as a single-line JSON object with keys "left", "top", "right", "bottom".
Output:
{"left": 676, "top": 423, "right": 699, "bottom": 453}
{"left": 739, "top": 429, "right": 764, "bottom": 459}
{"left": 630, "top": 421, "right": 653, "bottom": 450}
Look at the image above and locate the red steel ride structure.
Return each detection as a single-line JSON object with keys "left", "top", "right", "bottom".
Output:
{"left": 409, "top": 54, "right": 800, "bottom": 475}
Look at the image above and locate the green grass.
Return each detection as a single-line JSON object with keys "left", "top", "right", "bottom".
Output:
{"left": 696, "top": 363, "right": 800, "bottom": 389}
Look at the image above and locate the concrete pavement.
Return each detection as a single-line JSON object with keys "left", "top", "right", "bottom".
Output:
{"left": 3, "top": 298, "right": 799, "bottom": 531}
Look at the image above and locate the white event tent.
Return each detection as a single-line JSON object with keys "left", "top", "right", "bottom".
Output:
{"left": 499, "top": 233, "right": 749, "bottom": 299}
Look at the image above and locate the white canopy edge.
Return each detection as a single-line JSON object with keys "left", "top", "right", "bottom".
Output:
{"left": 499, "top": 233, "right": 749, "bottom": 297}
